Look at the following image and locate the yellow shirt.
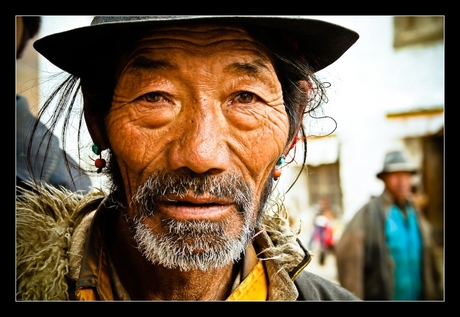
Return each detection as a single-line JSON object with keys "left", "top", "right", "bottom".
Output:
{"left": 226, "top": 260, "right": 268, "bottom": 301}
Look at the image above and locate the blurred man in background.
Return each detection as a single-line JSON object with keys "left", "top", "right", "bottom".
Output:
{"left": 335, "top": 149, "right": 443, "bottom": 300}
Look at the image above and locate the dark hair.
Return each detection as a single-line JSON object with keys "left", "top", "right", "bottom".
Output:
{"left": 29, "top": 23, "right": 330, "bottom": 195}
{"left": 17, "top": 16, "right": 41, "bottom": 58}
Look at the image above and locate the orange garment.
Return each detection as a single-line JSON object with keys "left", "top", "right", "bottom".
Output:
{"left": 227, "top": 261, "right": 268, "bottom": 301}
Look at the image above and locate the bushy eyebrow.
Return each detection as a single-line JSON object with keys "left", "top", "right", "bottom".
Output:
{"left": 125, "top": 56, "right": 272, "bottom": 79}
{"left": 224, "top": 59, "right": 271, "bottom": 75}
{"left": 126, "top": 55, "right": 173, "bottom": 74}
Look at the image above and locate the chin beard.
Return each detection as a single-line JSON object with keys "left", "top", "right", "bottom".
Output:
{"left": 133, "top": 216, "right": 253, "bottom": 271}
{"left": 124, "top": 171, "right": 268, "bottom": 271}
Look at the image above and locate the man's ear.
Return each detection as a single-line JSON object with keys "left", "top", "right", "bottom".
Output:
{"left": 284, "top": 130, "right": 302, "bottom": 156}
{"left": 283, "top": 80, "right": 309, "bottom": 155}
{"left": 297, "top": 80, "right": 310, "bottom": 116}
{"left": 84, "top": 107, "right": 108, "bottom": 150}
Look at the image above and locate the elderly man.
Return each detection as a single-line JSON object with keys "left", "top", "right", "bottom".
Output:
{"left": 17, "top": 16, "right": 359, "bottom": 301}
{"left": 335, "top": 149, "right": 443, "bottom": 300}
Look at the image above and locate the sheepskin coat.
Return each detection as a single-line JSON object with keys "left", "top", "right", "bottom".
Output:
{"left": 16, "top": 184, "right": 359, "bottom": 301}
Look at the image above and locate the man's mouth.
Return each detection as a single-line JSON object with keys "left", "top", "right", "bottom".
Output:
{"left": 157, "top": 193, "right": 234, "bottom": 220}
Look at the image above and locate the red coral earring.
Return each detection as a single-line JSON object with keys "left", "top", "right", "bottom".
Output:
{"left": 92, "top": 144, "right": 106, "bottom": 173}
{"left": 273, "top": 156, "right": 285, "bottom": 181}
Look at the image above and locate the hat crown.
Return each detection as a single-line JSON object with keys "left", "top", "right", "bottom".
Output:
{"left": 384, "top": 150, "right": 408, "bottom": 165}
{"left": 377, "top": 150, "right": 417, "bottom": 178}
{"left": 92, "top": 15, "right": 189, "bottom": 26}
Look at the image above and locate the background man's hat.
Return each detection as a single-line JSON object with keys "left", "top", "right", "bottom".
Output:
{"left": 376, "top": 150, "right": 418, "bottom": 179}
{"left": 33, "top": 15, "right": 359, "bottom": 77}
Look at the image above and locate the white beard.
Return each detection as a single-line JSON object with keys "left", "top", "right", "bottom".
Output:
{"left": 133, "top": 216, "right": 254, "bottom": 271}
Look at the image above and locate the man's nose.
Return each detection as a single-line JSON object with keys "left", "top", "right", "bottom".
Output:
{"left": 168, "top": 105, "right": 231, "bottom": 175}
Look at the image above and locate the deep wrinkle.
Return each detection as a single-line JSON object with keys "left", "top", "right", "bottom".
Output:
{"left": 125, "top": 55, "right": 275, "bottom": 85}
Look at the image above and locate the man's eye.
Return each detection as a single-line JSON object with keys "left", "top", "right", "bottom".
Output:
{"left": 235, "top": 92, "right": 256, "bottom": 104}
{"left": 140, "top": 92, "right": 165, "bottom": 103}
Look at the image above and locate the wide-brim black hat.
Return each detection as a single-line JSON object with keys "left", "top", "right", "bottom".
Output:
{"left": 376, "top": 150, "right": 418, "bottom": 179}
{"left": 33, "top": 15, "right": 359, "bottom": 77}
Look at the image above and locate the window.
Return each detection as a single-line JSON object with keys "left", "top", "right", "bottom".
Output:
{"left": 394, "top": 16, "right": 444, "bottom": 49}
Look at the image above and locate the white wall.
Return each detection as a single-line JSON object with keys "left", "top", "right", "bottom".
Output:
{"left": 283, "top": 16, "right": 444, "bottom": 224}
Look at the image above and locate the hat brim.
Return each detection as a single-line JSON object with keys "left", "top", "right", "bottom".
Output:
{"left": 33, "top": 15, "right": 359, "bottom": 77}
{"left": 376, "top": 166, "right": 418, "bottom": 179}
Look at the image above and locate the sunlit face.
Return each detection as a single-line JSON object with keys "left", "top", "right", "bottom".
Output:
{"left": 105, "top": 23, "right": 289, "bottom": 270}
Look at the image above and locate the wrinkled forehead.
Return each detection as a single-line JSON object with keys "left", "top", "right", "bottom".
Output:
{"left": 125, "top": 23, "right": 267, "bottom": 56}
{"left": 136, "top": 23, "right": 254, "bottom": 45}
{"left": 117, "top": 22, "right": 275, "bottom": 73}
{"left": 139, "top": 22, "right": 254, "bottom": 41}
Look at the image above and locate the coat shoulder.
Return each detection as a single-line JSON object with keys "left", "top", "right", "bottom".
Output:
{"left": 294, "top": 270, "right": 360, "bottom": 301}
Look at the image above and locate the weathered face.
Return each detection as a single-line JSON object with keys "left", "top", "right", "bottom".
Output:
{"left": 105, "top": 23, "right": 290, "bottom": 270}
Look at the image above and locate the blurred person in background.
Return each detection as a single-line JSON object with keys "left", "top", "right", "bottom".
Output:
{"left": 308, "top": 197, "right": 336, "bottom": 265}
{"left": 335, "top": 149, "right": 443, "bottom": 300}
{"left": 16, "top": 16, "right": 92, "bottom": 194}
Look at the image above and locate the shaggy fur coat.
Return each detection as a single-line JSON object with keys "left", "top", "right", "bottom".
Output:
{"left": 16, "top": 183, "right": 358, "bottom": 301}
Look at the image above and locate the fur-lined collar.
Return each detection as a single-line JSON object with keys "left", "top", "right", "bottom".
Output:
{"left": 16, "top": 183, "right": 309, "bottom": 300}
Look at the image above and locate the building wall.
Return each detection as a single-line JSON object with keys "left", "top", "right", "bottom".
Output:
{"left": 282, "top": 16, "right": 444, "bottom": 243}
{"left": 16, "top": 18, "right": 40, "bottom": 115}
